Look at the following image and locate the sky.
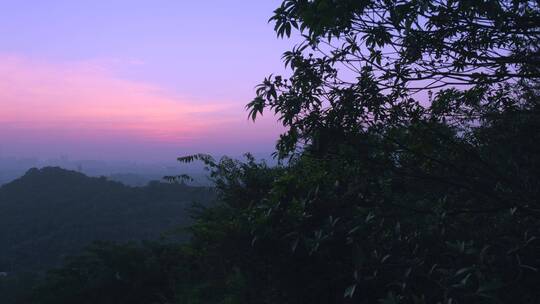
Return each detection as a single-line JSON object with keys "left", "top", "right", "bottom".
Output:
{"left": 0, "top": 0, "right": 292, "bottom": 162}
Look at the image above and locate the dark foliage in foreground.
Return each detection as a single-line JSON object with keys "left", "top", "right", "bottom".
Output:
{"left": 168, "top": 100, "right": 539, "bottom": 303}
{"left": 28, "top": 241, "right": 189, "bottom": 304}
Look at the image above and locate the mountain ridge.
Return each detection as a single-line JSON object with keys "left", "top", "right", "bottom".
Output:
{"left": 0, "top": 167, "right": 214, "bottom": 273}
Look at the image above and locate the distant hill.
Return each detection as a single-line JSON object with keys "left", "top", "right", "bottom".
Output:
{"left": 107, "top": 172, "right": 158, "bottom": 187}
{"left": 0, "top": 167, "right": 214, "bottom": 274}
{"left": 107, "top": 172, "right": 214, "bottom": 187}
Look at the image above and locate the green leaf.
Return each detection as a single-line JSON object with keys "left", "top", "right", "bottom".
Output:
{"left": 344, "top": 284, "right": 356, "bottom": 298}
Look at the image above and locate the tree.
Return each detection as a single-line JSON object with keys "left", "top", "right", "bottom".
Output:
{"left": 271, "top": 0, "right": 540, "bottom": 89}
{"left": 248, "top": 0, "right": 540, "bottom": 158}
{"left": 30, "top": 241, "right": 190, "bottom": 304}
{"left": 240, "top": 1, "right": 540, "bottom": 303}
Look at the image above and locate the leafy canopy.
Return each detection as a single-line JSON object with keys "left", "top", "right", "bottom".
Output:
{"left": 249, "top": 0, "right": 540, "bottom": 158}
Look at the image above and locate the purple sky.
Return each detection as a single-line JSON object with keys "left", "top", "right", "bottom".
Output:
{"left": 0, "top": 0, "right": 293, "bottom": 161}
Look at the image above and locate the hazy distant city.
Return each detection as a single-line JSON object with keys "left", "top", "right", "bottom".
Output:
{"left": 0, "top": 153, "right": 275, "bottom": 187}
{"left": 0, "top": 155, "right": 208, "bottom": 186}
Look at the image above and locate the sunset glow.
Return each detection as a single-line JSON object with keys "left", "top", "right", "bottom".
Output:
{"left": 0, "top": 1, "right": 287, "bottom": 161}
{"left": 0, "top": 55, "right": 232, "bottom": 141}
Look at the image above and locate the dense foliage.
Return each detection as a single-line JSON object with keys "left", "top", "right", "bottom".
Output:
{"left": 169, "top": 100, "right": 539, "bottom": 303}
{"left": 270, "top": 0, "right": 539, "bottom": 89}
{"left": 28, "top": 241, "right": 191, "bottom": 304}
{"left": 18, "top": 1, "right": 540, "bottom": 303}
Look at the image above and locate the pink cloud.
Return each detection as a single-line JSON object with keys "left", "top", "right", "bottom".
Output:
{"left": 0, "top": 54, "right": 282, "bottom": 160}
{"left": 0, "top": 55, "right": 235, "bottom": 143}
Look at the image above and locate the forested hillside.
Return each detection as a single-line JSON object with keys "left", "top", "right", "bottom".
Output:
{"left": 0, "top": 167, "right": 214, "bottom": 274}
